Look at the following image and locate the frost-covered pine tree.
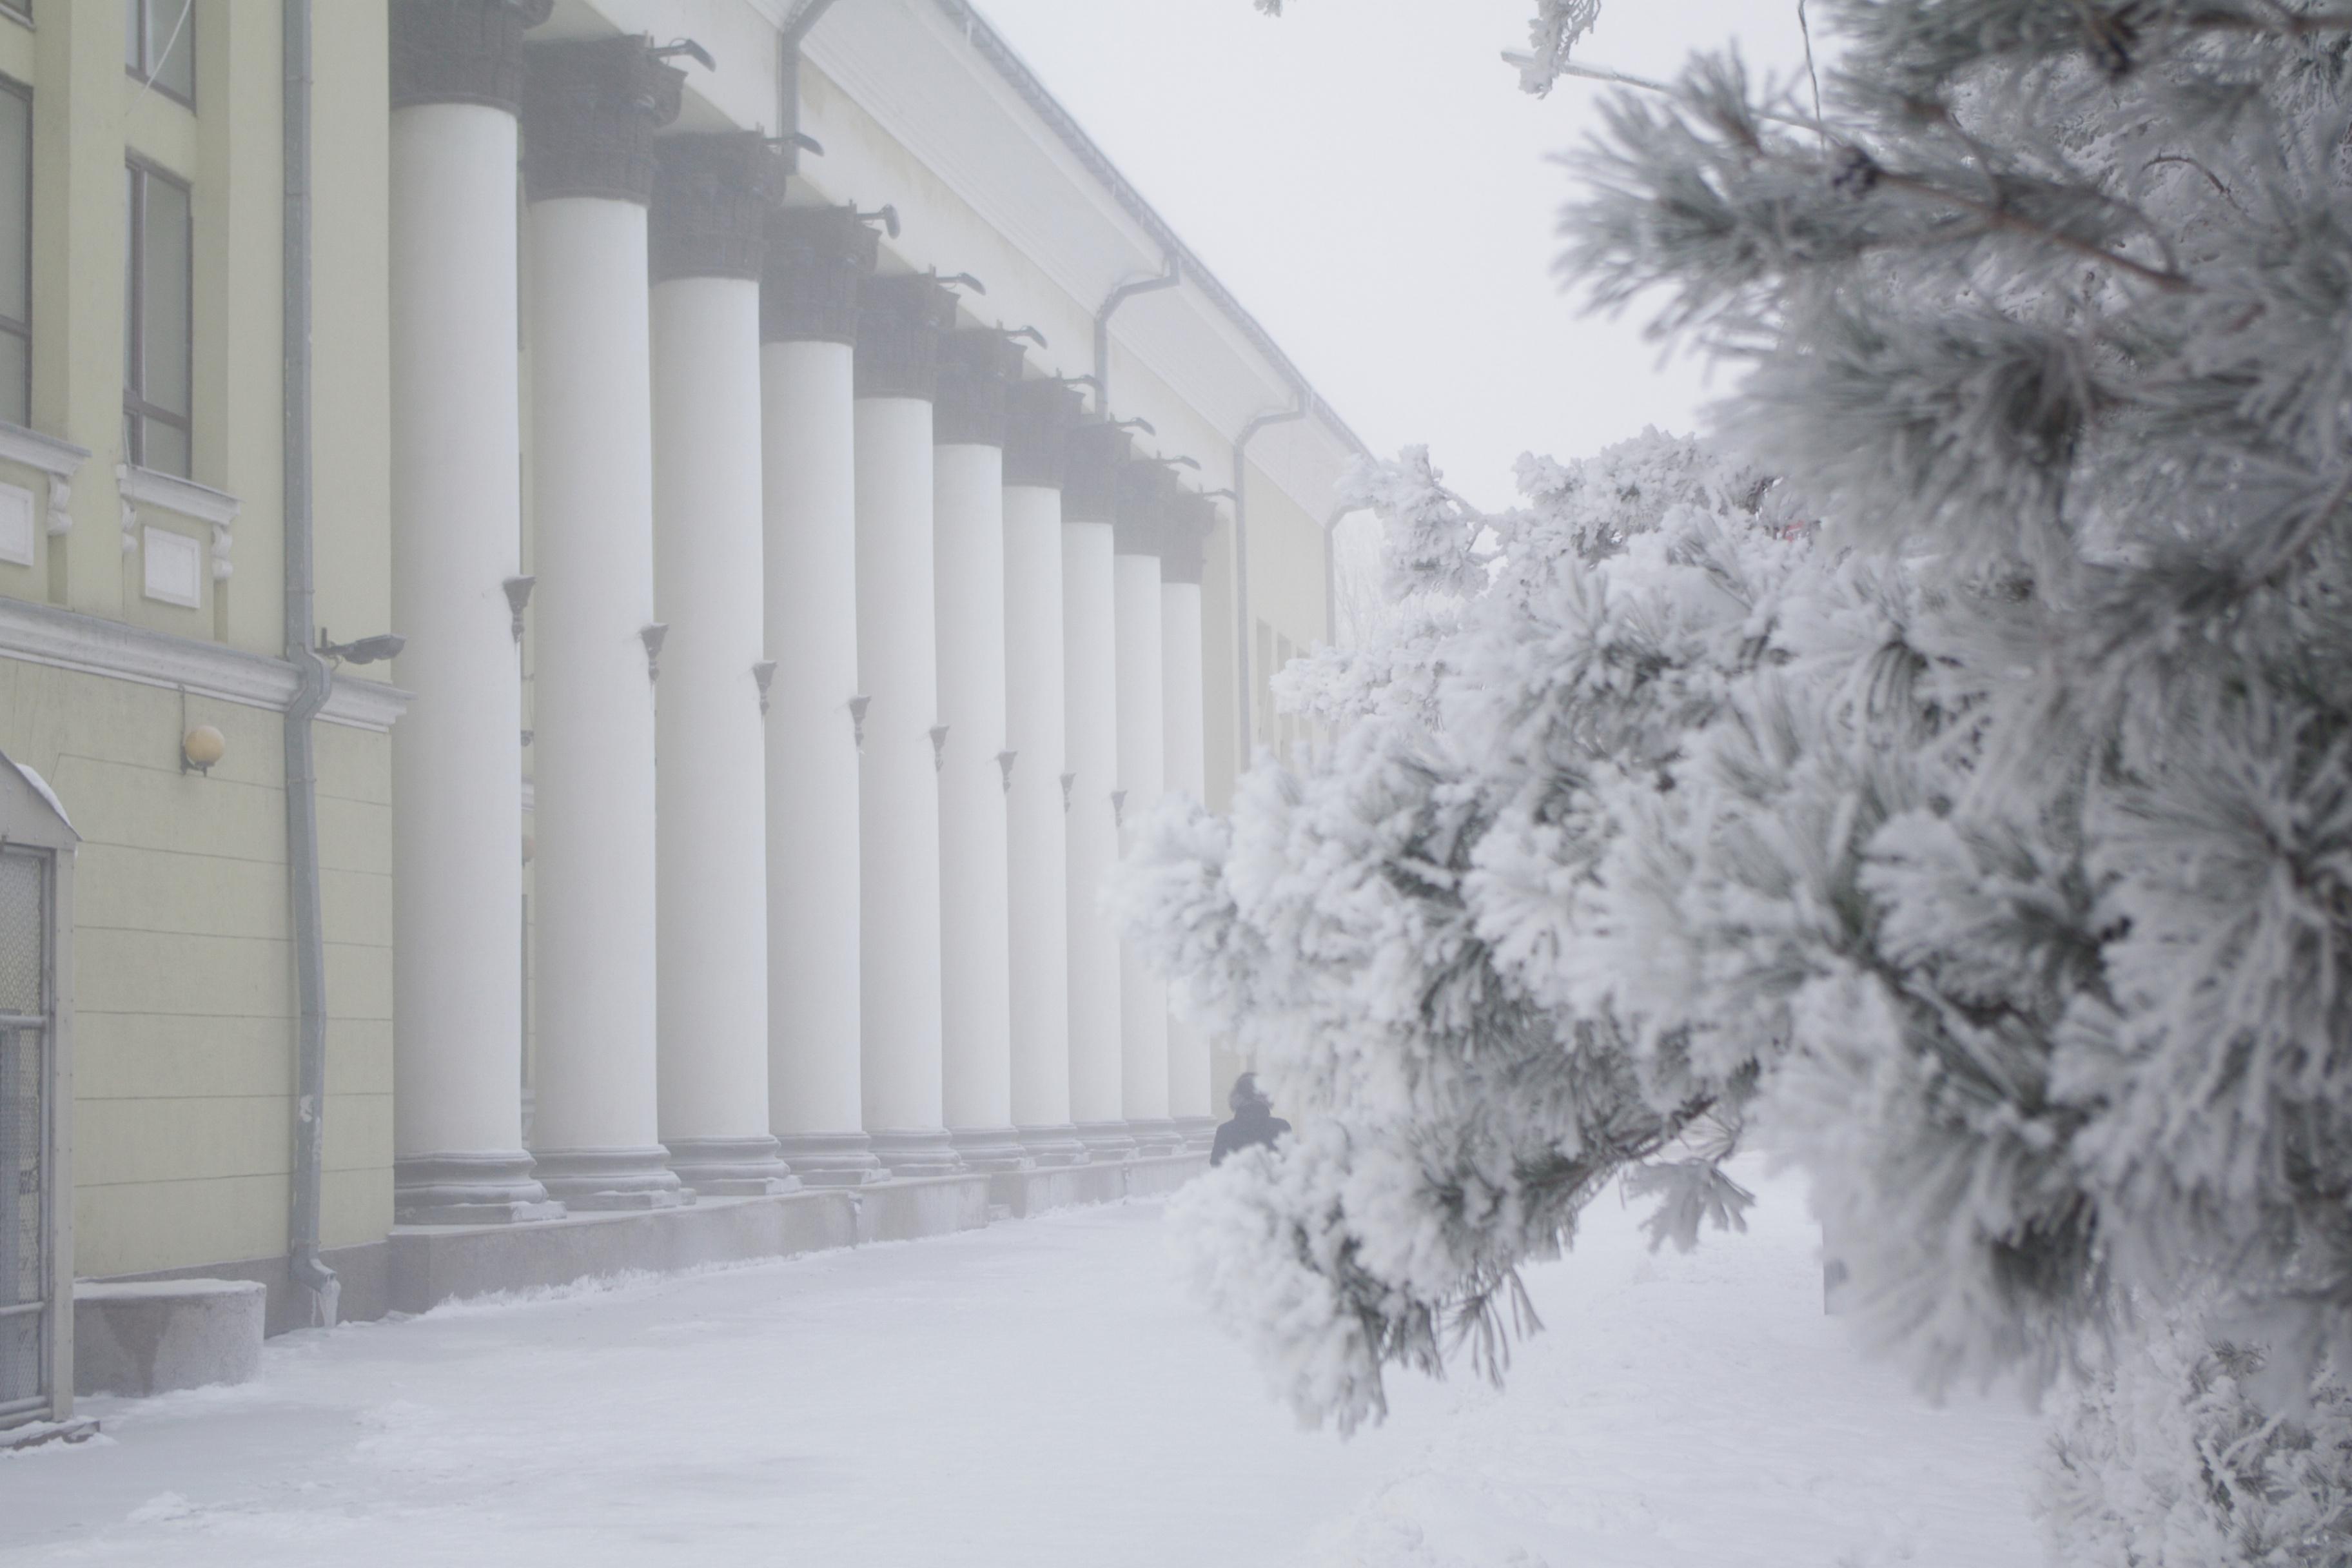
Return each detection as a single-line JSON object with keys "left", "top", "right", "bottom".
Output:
{"left": 1127, "top": 3, "right": 2352, "bottom": 1528}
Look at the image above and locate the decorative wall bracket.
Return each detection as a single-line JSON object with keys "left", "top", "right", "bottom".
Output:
{"left": 995, "top": 749, "right": 1017, "bottom": 794}
{"left": 44, "top": 476, "right": 70, "bottom": 539}
{"left": 847, "top": 693, "right": 870, "bottom": 750}
{"left": 929, "top": 723, "right": 950, "bottom": 772}
{"left": 1110, "top": 787, "right": 1126, "bottom": 830}
{"left": 640, "top": 622, "right": 669, "bottom": 683}
{"left": 1060, "top": 770, "right": 1076, "bottom": 814}
{"left": 504, "top": 575, "right": 536, "bottom": 642}
{"left": 752, "top": 660, "right": 778, "bottom": 716}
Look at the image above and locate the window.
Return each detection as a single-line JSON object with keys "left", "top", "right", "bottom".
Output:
{"left": 124, "top": 0, "right": 193, "bottom": 107}
{"left": 124, "top": 161, "right": 190, "bottom": 478}
{"left": 0, "top": 81, "right": 26, "bottom": 429}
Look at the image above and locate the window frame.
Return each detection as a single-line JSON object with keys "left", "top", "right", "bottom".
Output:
{"left": 124, "top": 0, "right": 194, "bottom": 112}
{"left": 0, "top": 75, "right": 29, "bottom": 431}
{"left": 122, "top": 157, "right": 191, "bottom": 480}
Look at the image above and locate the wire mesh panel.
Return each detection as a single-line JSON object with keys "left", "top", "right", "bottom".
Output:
{"left": 0, "top": 1027, "right": 43, "bottom": 1415}
{"left": 0, "top": 847, "right": 46, "bottom": 1417}
{"left": 0, "top": 850, "right": 38, "bottom": 1016}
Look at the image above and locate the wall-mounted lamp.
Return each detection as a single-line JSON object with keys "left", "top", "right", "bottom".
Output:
{"left": 181, "top": 723, "right": 225, "bottom": 776}
{"left": 847, "top": 694, "right": 870, "bottom": 750}
{"left": 928, "top": 723, "right": 950, "bottom": 772}
{"left": 1111, "top": 416, "right": 1155, "bottom": 437}
{"left": 316, "top": 629, "right": 406, "bottom": 666}
{"left": 752, "top": 660, "right": 779, "bottom": 716}
{"left": 650, "top": 38, "right": 716, "bottom": 70}
{"left": 503, "top": 576, "right": 536, "bottom": 642}
{"left": 640, "top": 623, "right": 669, "bottom": 683}
{"left": 857, "top": 206, "right": 901, "bottom": 240}
{"left": 996, "top": 749, "right": 1017, "bottom": 794}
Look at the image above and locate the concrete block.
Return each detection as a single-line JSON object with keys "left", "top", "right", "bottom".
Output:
{"left": 1122, "top": 1153, "right": 1208, "bottom": 1199}
{"left": 73, "top": 1279, "right": 266, "bottom": 1396}
{"left": 848, "top": 1174, "right": 992, "bottom": 1242}
{"left": 988, "top": 1162, "right": 1129, "bottom": 1219}
{"left": 386, "top": 1190, "right": 862, "bottom": 1315}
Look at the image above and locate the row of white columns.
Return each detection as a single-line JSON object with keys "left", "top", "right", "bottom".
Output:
{"left": 386, "top": 15, "right": 1218, "bottom": 1220}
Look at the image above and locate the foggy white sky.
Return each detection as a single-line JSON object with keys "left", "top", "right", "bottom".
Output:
{"left": 976, "top": 0, "right": 1818, "bottom": 509}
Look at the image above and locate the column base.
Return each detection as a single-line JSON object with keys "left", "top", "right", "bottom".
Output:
{"left": 394, "top": 1151, "right": 566, "bottom": 1226}
{"left": 1173, "top": 1115, "right": 1219, "bottom": 1154}
{"left": 774, "top": 1131, "right": 892, "bottom": 1186}
{"left": 1015, "top": 1124, "right": 1091, "bottom": 1168}
{"left": 666, "top": 1135, "right": 800, "bottom": 1196}
{"left": 866, "top": 1128, "right": 964, "bottom": 1178}
{"left": 530, "top": 1146, "right": 695, "bottom": 1210}
{"left": 946, "top": 1126, "right": 1034, "bottom": 1173}
{"left": 1073, "top": 1121, "right": 1139, "bottom": 1162}
{"left": 1127, "top": 1118, "right": 1190, "bottom": 1159}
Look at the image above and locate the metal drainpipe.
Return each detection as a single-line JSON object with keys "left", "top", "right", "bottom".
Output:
{"left": 1322, "top": 502, "right": 1348, "bottom": 651}
{"left": 1092, "top": 257, "right": 1179, "bottom": 420}
{"left": 1230, "top": 398, "right": 1304, "bottom": 767}
{"left": 779, "top": 0, "right": 843, "bottom": 152}
{"left": 281, "top": 0, "right": 338, "bottom": 1330}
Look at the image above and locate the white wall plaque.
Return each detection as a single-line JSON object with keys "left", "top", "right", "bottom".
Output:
{"left": 0, "top": 480, "right": 32, "bottom": 567}
{"left": 142, "top": 525, "right": 203, "bottom": 609}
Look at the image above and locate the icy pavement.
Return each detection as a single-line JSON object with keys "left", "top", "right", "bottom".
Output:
{"left": 0, "top": 1159, "right": 2042, "bottom": 1567}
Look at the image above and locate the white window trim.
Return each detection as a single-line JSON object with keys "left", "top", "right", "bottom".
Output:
{"left": 0, "top": 424, "right": 89, "bottom": 543}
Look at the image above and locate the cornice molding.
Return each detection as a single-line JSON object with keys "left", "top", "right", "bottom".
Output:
{"left": 0, "top": 422, "right": 88, "bottom": 481}
{"left": 0, "top": 596, "right": 411, "bottom": 733}
{"left": 0, "top": 423, "right": 89, "bottom": 540}
{"left": 118, "top": 464, "right": 239, "bottom": 527}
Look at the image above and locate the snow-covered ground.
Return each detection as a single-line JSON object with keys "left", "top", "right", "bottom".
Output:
{"left": 0, "top": 1159, "right": 2043, "bottom": 1567}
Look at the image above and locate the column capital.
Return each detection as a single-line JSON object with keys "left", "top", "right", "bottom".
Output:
{"left": 1004, "top": 379, "right": 1086, "bottom": 489}
{"left": 651, "top": 133, "right": 790, "bottom": 284}
{"left": 853, "top": 275, "right": 961, "bottom": 402}
{"left": 1161, "top": 492, "right": 1217, "bottom": 585}
{"left": 1114, "top": 458, "right": 1179, "bottom": 558}
{"left": 391, "top": 0, "right": 553, "bottom": 113}
{"left": 761, "top": 206, "right": 879, "bottom": 346}
{"left": 934, "top": 331, "right": 1028, "bottom": 447}
{"left": 522, "top": 37, "right": 686, "bottom": 206}
{"left": 1062, "top": 423, "right": 1134, "bottom": 524}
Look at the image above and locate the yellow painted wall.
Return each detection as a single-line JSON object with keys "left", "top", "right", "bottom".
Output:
{"left": 0, "top": 3, "right": 396, "bottom": 1277}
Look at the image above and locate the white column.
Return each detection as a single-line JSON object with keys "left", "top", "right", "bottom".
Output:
{"left": 760, "top": 207, "right": 883, "bottom": 1185}
{"left": 855, "top": 276, "right": 960, "bottom": 1176}
{"left": 520, "top": 40, "right": 686, "bottom": 1208}
{"left": 1061, "top": 427, "right": 1133, "bottom": 1161}
{"left": 648, "top": 138, "right": 794, "bottom": 1195}
{"left": 1003, "top": 380, "right": 1087, "bottom": 1166}
{"left": 1161, "top": 554, "right": 1214, "bottom": 1147}
{"left": 1114, "top": 520, "right": 1182, "bottom": 1158}
{"left": 386, "top": 3, "right": 556, "bottom": 1225}
{"left": 934, "top": 335, "right": 1026, "bottom": 1169}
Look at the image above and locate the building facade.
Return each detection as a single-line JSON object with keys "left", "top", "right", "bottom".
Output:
{"left": 0, "top": 0, "right": 1358, "bottom": 1433}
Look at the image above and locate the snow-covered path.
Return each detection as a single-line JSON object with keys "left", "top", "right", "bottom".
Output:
{"left": 0, "top": 1161, "right": 2043, "bottom": 1567}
